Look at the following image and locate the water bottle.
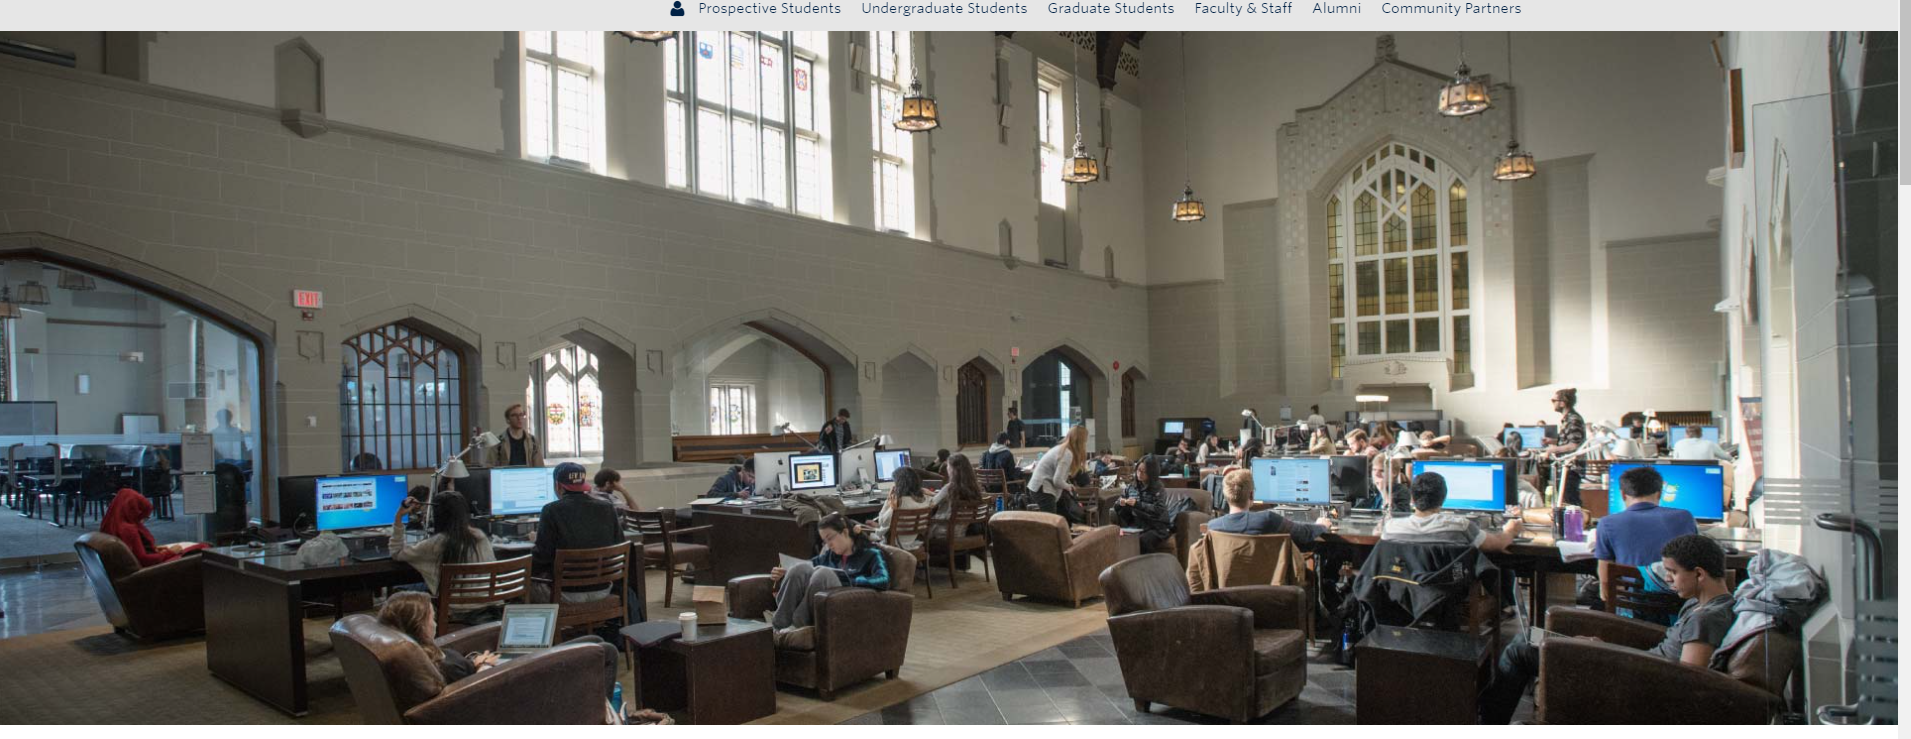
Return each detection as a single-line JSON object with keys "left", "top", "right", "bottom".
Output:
{"left": 610, "top": 681, "right": 624, "bottom": 714}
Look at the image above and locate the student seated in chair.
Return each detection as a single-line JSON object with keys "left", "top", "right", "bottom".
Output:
{"left": 1479, "top": 534, "right": 1738, "bottom": 724}
{"left": 376, "top": 591, "right": 619, "bottom": 704}
{"left": 707, "top": 457, "right": 755, "bottom": 499}
{"left": 388, "top": 491, "right": 496, "bottom": 615}
{"left": 1380, "top": 472, "right": 1520, "bottom": 553}
{"left": 99, "top": 489, "right": 208, "bottom": 567}
{"left": 981, "top": 432, "right": 1024, "bottom": 484}
{"left": 1113, "top": 455, "right": 1179, "bottom": 552}
{"left": 1595, "top": 466, "right": 1697, "bottom": 615}
{"left": 593, "top": 468, "right": 641, "bottom": 511}
{"left": 769, "top": 513, "right": 889, "bottom": 632}
{"left": 863, "top": 466, "right": 944, "bottom": 550}
{"left": 531, "top": 463, "right": 624, "bottom": 603}
{"left": 1205, "top": 469, "right": 1333, "bottom": 547}
{"left": 925, "top": 448, "right": 952, "bottom": 476}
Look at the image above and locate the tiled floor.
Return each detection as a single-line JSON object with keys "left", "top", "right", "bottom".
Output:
{"left": 843, "top": 631, "right": 1361, "bottom": 725}
{"left": 0, "top": 562, "right": 107, "bottom": 639}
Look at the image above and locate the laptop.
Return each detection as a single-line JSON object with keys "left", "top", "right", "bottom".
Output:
{"left": 494, "top": 604, "right": 559, "bottom": 662}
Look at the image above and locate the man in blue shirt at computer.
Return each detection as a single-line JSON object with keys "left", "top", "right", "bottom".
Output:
{"left": 1594, "top": 466, "right": 1697, "bottom": 610}
{"left": 708, "top": 457, "right": 755, "bottom": 498}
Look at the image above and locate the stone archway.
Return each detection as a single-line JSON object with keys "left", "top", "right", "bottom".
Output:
{"left": 526, "top": 319, "right": 641, "bottom": 467}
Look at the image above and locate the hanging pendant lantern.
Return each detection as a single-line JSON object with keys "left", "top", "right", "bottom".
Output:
{"left": 1173, "top": 185, "right": 1207, "bottom": 222}
{"left": 58, "top": 269, "right": 95, "bottom": 291}
{"left": 1493, "top": 141, "right": 1536, "bottom": 181}
{"left": 896, "top": 77, "right": 939, "bottom": 132}
{"left": 14, "top": 280, "right": 49, "bottom": 306}
{"left": 0, "top": 287, "right": 19, "bottom": 321}
{"left": 615, "top": 32, "right": 676, "bottom": 44}
{"left": 1060, "top": 38, "right": 1099, "bottom": 184}
{"left": 1436, "top": 33, "right": 1491, "bottom": 117}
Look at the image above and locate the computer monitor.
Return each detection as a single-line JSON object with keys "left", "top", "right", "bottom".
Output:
{"left": 1608, "top": 460, "right": 1726, "bottom": 521}
{"left": 1161, "top": 420, "right": 1186, "bottom": 436}
{"left": 489, "top": 466, "right": 558, "bottom": 516}
{"left": 1410, "top": 459, "right": 1510, "bottom": 512}
{"left": 839, "top": 448, "right": 875, "bottom": 486}
{"left": 1328, "top": 455, "right": 1371, "bottom": 501}
{"left": 754, "top": 452, "right": 795, "bottom": 493}
{"left": 443, "top": 470, "right": 491, "bottom": 516}
{"left": 788, "top": 454, "right": 837, "bottom": 491}
{"left": 874, "top": 449, "right": 911, "bottom": 482}
{"left": 1249, "top": 457, "right": 1333, "bottom": 505}
{"left": 1513, "top": 426, "right": 1546, "bottom": 450}
{"left": 275, "top": 474, "right": 323, "bottom": 528}
{"left": 314, "top": 474, "right": 410, "bottom": 532}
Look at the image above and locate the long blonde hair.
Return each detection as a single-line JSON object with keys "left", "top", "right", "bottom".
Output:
{"left": 1061, "top": 425, "right": 1089, "bottom": 477}
{"left": 377, "top": 591, "right": 445, "bottom": 664}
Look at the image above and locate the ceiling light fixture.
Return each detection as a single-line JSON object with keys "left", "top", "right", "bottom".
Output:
{"left": 1172, "top": 32, "right": 1206, "bottom": 222}
{"left": 1493, "top": 32, "right": 1536, "bottom": 181}
{"left": 1437, "top": 32, "right": 1492, "bottom": 117}
{"left": 615, "top": 32, "right": 676, "bottom": 44}
{"left": 1060, "top": 36, "right": 1100, "bottom": 184}
{"left": 895, "top": 31, "right": 939, "bottom": 132}
{"left": 58, "top": 269, "right": 95, "bottom": 291}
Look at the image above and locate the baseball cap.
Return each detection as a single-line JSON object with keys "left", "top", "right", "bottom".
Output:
{"left": 554, "top": 462, "right": 590, "bottom": 493}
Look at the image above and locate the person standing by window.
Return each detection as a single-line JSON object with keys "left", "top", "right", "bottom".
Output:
{"left": 483, "top": 403, "right": 542, "bottom": 468}
{"left": 819, "top": 408, "right": 854, "bottom": 456}
{"left": 1005, "top": 407, "right": 1027, "bottom": 448}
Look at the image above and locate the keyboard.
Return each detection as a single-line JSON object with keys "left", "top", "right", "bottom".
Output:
{"left": 349, "top": 549, "right": 393, "bottom": 562}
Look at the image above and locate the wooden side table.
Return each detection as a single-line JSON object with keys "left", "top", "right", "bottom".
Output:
{"left": 627, "top": 618, "right": 775, "bottom": 725}
{"left": 1355, "top": 625, "right": 1490, "bottom": 724}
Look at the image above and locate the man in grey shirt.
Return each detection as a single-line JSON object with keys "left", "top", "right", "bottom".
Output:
{"left": 1479, "top": 533, "right": 1737, "bottom": 723}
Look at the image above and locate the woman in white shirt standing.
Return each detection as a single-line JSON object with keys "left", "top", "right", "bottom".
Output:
{"left": 1027, "top": 425, "right": 1088, "bottom": 521}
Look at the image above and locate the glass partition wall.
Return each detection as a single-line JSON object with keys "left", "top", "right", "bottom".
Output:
{"left": 0, "top": 260, "right": 262, "bottom": 562}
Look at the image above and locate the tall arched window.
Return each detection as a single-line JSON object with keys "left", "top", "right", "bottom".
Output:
{"left": 1326, "top": 143, "right": 1473, "bottom": 378}
{"left": 341, "top": 323, "right": 467, "bottom": 470}
{"left": 526, "top": 344, "right": 603, "bottom": 462}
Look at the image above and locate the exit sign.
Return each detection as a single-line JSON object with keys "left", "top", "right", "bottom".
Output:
{"left": 292, "top": 290, "right": 324, "bottom": 309}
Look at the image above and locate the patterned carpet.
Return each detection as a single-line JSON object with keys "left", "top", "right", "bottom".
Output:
{"left": 0, "top": 565, "right": 1108, "bottom": 724}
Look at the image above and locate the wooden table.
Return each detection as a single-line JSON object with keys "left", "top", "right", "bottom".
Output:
{"left": 690, "top": 497, "right": 885, "bottom": 583}
{"left": 200, "top": 545, "right": 422, "bottom": 716}
{"left": 631, "top": 617, "right": 775, "bottom": 724}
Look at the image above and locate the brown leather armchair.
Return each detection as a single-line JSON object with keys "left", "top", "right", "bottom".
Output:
{"left": 329, "top": 616, "right": 613, "bottom": 724}
{"left": 1100, "top": 553, "right": 1309, "bottom": 722}
{"left": 725, "top": 544, "right": 917, "bottom": 700}
{"left": 1534, "top": 608, "right": 1796, "bottom": 724}
{"left": 988, "top": 511, "right": 1119, "bottom": 607}
{"left": 73, "top": 532, "right": 203, "bottom": 640}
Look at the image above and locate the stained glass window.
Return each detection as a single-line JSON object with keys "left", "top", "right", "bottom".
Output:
{"left": 528, "top": 344, "right": 604, "bottom": 461}
{"left": 664, "top": 32, "right": 825, "bottom": 216}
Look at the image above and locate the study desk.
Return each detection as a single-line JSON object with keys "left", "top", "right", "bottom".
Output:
{"left": 690, "top": 497, "right": 886, "bottom": 582}
{"left": 200, "top": 539, "right": 543, "bottom": 716}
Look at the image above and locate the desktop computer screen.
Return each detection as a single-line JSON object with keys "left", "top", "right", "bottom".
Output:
{"left": 314, "top": 475, "right": 409, "bottom": 531}
{"left": 1513, "top": 426, "right": 1546, "bottom": 450}
{"left": 874, "top": 449, "right": 910, "bottom": 482}
{"left": 1608, "top": 461, "right": 1725, "bottom": 521}
{"left": 788, "top": 454, "right": 838, "bottom": 491}
{"left": 490, "top": 466, "right": 557, "bottom": 516}
{"left": 1329, "top": 455, "right": 1371, "bottom": 501}
{"left": 1410, "top": 460, "right": 1509, "bottom": 512}
{"left": 1161, "top": 420, "right": 1185, "bottom": 436}
{"left": 1250, "top": 457, "right": 1332, "bottom": 505}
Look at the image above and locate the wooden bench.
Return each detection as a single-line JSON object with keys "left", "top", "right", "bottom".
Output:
{"left": 671, "top": 434, "right": 811, "bottom": 464}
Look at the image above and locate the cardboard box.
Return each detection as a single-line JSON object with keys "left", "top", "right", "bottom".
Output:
{"left": 692, "top": 585, "right": 726, "bottom": 625}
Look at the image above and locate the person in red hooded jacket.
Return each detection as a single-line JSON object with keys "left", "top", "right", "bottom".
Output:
{"left": 99, "top": 489, "right": 208, "bottom": 567}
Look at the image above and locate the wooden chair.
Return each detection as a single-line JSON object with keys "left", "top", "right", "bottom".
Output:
{"left": 543, "top": 542, "right": 632, "bottom": 636}
{"left": 626, "top": 509, "right": 711, "bottom": 608}
{"left": 884, "top": 506, "right": 937, "bottom": 599}
{"left": 927, "top": 498, "right": 993, "bottom": 589}
{"left": 432, "top": 555, "right": 532, "bottom": 633}
{"left": 1073, "top": 490, "right": 1104, "bottom": 527}
{"left": 1605, "top": 563, "right": 1686, "bottom": 624}
{"left": 976, "top": 468, "right": 1007, "bottom": 495}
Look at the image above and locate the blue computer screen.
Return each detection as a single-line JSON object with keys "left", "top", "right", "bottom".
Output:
{"left": 1250, "top": 457, "right": 1332, "bottom": 504}
{"left": 314, "top": 475, "right": 410, "bottom": 531}
{"left": 875, "top": 449, "right": 911, "bottom": 482}
{"left": 1608, "top": 462, "right": 1725, "bottom": 521}
{"left": 1513, "top": 426, "right": 1546, "bottom": 449}
{"left": 490, "top": 466, "right": 558, "bottom": 516}
{"left": 1410, "top": 460, "right": 1510, "bottom": 512}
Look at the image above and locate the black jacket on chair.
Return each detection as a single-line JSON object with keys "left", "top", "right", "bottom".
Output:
{"left": 1354, "top": 539, "right": 1498, "bottom": 633}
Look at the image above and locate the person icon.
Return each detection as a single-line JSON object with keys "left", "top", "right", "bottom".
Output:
{"left": 670, "top": 1, "right": 684, "bottom": 15}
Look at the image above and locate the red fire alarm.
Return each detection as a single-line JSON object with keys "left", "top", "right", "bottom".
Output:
{"left": 1113, "top": 361, "right": 1120, "bottom": 371}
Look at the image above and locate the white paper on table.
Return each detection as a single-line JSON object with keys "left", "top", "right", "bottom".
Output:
{"left": 1555, "top": 539, "right": 1596, "bottom": 562}
{"left": 181, "top": 433, "right": 215, "bottom": 472}
{"left": 181, "top": 474, "right": 216, "bottom": 514}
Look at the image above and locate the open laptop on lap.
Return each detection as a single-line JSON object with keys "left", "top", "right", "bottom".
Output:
{"left": 494, "top": 603, "right": 559, "bottom": 663}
